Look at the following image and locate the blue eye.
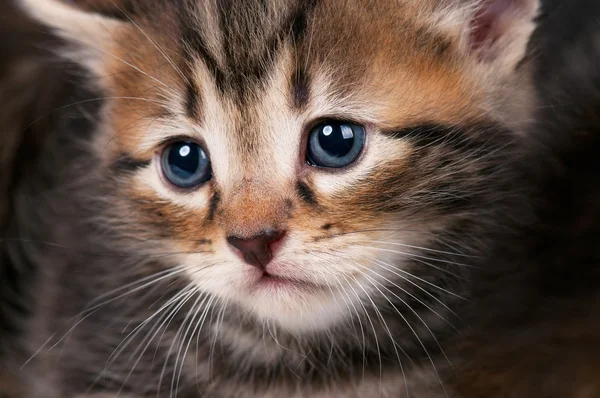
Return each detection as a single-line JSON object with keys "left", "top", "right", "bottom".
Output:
{"left": 306, "top": 121, "right": 365, "bottom": 168}
{"left": 161, "top": 141, "right": 211, "bottom": 188}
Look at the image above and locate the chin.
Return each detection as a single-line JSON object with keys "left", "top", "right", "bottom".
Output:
{"left": 242, "top": 281, "right": 350, "bottom": 333}
{"left": 192, "top": 262, "right": 352, "bottom": 333}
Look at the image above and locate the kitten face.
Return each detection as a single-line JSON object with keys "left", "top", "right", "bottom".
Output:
{"left": 21, "top": 0, "right": 538, "bottom": 332}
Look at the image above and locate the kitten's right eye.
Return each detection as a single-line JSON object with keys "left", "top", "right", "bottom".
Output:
{"left": 306, "top": 121, "right": 366, "bottom": 168}
{"left": 161, "top": 141, "right": 212, "bottom": 189}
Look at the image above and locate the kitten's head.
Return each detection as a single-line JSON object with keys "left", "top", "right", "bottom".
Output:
{"left": 21, "top": 0, "right": 538, "bottom": 332}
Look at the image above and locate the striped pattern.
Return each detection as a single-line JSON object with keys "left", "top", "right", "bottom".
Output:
{"left": 4, "top": 0, "right": 545, "bottom": 397}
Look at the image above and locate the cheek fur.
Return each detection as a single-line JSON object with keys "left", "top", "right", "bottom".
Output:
{"left": 310, "top": 133, "right": 412, "bottom": 198}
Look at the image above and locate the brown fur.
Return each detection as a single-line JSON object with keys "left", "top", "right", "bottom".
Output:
{"left": 3, "top": 0, "right": 599, "bottom": 397}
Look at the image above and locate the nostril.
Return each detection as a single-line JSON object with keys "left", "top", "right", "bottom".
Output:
{"left": 262, "top": 229, "right": 285, "bottom": 248}
{"left": 227, "top": 229, "right": 286, "bottom": 269}
{"left": 226, "top": 236, "right": 253, "bottom": 254}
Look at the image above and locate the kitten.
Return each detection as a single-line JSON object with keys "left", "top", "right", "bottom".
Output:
{"left": 3, "top": 0, "right": 591, "bottom": 397}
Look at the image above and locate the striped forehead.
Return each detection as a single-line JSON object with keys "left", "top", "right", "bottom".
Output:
{"left": 178, "top": 1, "right": 325, "bottom": 193}
{"left": 188, "top": 48, "right": 304, "bottom": 195}
{"left": 180, "top": 0, "right": 317, "bottom": 107}
{"left": 177, "top": 0, "right": 462, "bottom": 122}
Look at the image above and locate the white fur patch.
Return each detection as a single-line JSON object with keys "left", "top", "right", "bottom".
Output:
{"left": 19, "top": 0, "right": 126, "bottom": 75}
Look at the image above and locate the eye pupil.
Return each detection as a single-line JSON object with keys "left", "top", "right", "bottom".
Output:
{"left": 169, "top": 143, "right": 199, "bottom": 176}
{"left": 317, "top": 124, "right": 355, "bottom": 157}
{"left": 162, "top": 141, "right": 211, "bottom": 188}
{"left": 307, "top": 121, "right": 365, "bottom": 168}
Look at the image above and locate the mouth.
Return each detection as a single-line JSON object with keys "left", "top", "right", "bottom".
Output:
{"left": 252, "top": 272, "right": 323, "bottom": 292}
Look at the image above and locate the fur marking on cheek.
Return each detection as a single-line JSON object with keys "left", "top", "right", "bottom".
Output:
{"left": 296, "top": 180, "right": 318, "bottom": 207}
{"left": 207, "top": 191, "right": 221, "bottom": 221}
{"left": 111, "top": 154, "right": 151, "bottom": 173}
{"left": 382, "top": 123, "right": 503, "bottom": 154}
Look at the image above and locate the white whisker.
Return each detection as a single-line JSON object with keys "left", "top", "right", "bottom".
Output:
{"left": 107, "top": 0, "right": 190, "bottom": 84}
{"left": 350, "top": 262, "right": 449, "bottom": 397}
{"left": 171, "top": 292, "right": 209, "bottom": 398}
{"left": 354, "top": 244, "right": 476, "bottom": 269}
{"left": 371, "top": 259, "right": 462, "bottom": 319}
{"left": 369, "top": 240, "right": 479, "bottom": 259}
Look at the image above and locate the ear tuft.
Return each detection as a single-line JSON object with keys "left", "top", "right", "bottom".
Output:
{"left": 18, "top": 0, "right": 127, "bottom": 74}
{"left": 467, "top": 0, "right": 539, "bottom": 70}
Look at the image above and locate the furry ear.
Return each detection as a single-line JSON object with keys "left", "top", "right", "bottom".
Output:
{"left": 18, "top": 0, "right": 128, "bottom": 75}
{"left": 437, "top": 0, "right": 540, "bottom": 74}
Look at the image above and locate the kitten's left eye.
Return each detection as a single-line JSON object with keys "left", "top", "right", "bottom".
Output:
{"left": 161, "top": 141, "right": 211, "bottom": 189}
{"left": 307, "top": 121, "right": 365, "bottom": 168}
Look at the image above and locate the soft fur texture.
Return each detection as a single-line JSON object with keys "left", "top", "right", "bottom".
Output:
{"left": 1, "top": 0, "right": 599, "bottom": 397}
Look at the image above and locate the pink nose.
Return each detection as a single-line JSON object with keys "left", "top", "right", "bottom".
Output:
{"left": 227, "top": 229, "right": 285, "bottom": 270}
